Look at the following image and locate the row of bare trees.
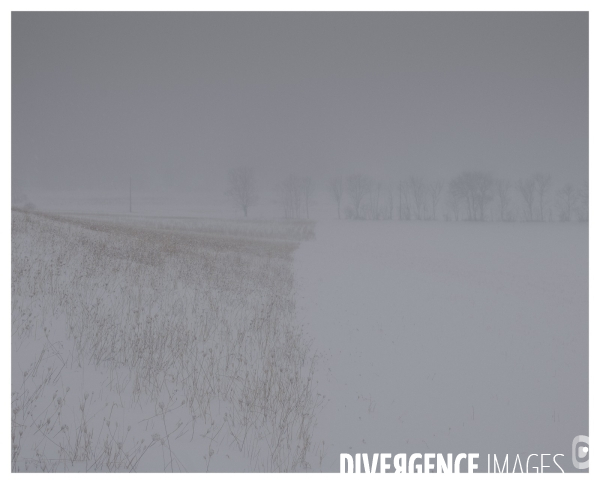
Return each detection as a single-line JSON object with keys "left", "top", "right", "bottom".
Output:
{"left": 324, "top": 171, "right": 587, "bottom": 222}
{"left": 226, "top": 166, "right": 588, "bottom": 222}
{"left": 226, "top": 167, "right": 316, "bottom": 219}
{"left": 326, "top": 173, "right": 456, "bottom": 221}
{"left": 328, "top": 171, "right": 587, "bottom": 223}
{"left": 331, "top": 174, "right": 448, "bottom": 221}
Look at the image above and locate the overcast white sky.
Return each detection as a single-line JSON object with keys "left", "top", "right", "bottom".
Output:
{"left": 12, "top": 12, "right": 588, "bottom": 194}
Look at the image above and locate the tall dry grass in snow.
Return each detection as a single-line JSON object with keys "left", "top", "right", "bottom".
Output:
{"left": 12, "top": 209, "right": 323, "bottom": 472}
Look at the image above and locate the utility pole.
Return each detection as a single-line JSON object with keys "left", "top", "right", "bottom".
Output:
{"left": 129, "top": 177, "right": 132, "bottom": 213}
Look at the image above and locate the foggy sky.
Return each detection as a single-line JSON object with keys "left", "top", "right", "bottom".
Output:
{"left": 12, "top": 12, "right": 588, "bottom": 195}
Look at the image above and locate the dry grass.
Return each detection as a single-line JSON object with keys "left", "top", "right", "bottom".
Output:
{"left": 12, "top": 209, "right": 323, "bottom": 472}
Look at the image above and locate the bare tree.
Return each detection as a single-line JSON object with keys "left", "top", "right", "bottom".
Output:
{"left": 446, "top": 187, "right": 461, "bottom": 221}
{"left": 449, "top": 174, "right": 473, "bottom": 220}
{"left": 368, "top": 182, "right": 382, "bottom": 220}
{"left": 495, "top": 179, "right": 511, "bottom": 222}
{"left": 300, "top": 176, "right": 314, "bottom": 219}
{"left": 398, "top": 180, "right": 412, "bottom": 220}
{"left": 428, "top": 181, "right": 444, "bottom": 221}
{"left": 448, "top": 171, "right": 494, "bottom": 221}
{"left": 409, "top": 176, "right": 427, "bottom": 220}
{"left": 397, "top": 181, "right": 404, "bottom": 220}
{"left": 556, "top": 183, "right": 578, "bottom": 222}
{"left": 518, "top": 177, "right": 536, "bottom": 222}
{"left": 533, "top": 172, "right": 552, "bottom": 221}
{"left": 280, "top": 174, "right": 303, "bottom": 219}
{"left": 473, "top": 173, "right": 494, "bottom": 221}
{"left": 383, "top": 183, "right": 394, "bottom": 220}
{"left": 346, "top": 174, "right": 371, "bottom": 219}
{"left": 227, "top": 166, "right": 258, "bottom": 217}
{"left": 328, "top": 177, "right": 344, "bottom": 219}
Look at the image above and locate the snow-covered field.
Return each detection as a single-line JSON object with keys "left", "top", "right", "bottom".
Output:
{"left": 11, "top": 201, "right": 588, "bottom": 472}
{"left": 295, "top": 220, "right": 588, "bottom": 471}
{"left": 12, "top": 209, "right": 321, "bottom": 472}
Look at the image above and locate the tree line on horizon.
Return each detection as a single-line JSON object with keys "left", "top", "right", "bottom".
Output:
{"left": 228, "top": 166, "right": 588, "bottom": 223}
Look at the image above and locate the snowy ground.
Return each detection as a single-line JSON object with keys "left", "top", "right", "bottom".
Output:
{"left": 11, "top": 192, "right": 588, "bottom": 472}
{"left": 12, "top": 209, "right": 321, "bottom": 472}
{"left": 294, "top": 220, "right": 588, "bottom": 472}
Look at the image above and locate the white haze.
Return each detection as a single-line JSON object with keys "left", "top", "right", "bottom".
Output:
{"left": 11, "top": 12, "right": 588, "bottom": 473}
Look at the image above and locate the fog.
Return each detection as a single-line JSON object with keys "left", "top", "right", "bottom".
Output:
{"left": 11, "top": 12, "right": 588, "bottom": 473}
{"left": 12, "top": 12, "right": 588, "bottom": 199}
